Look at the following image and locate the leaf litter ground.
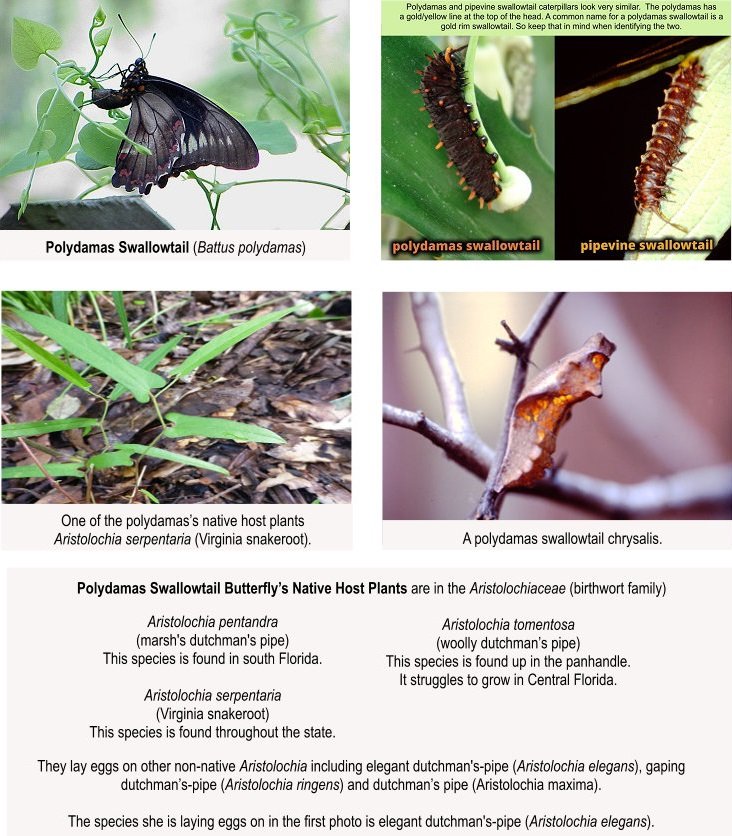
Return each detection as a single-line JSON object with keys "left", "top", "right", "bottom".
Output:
{"left": 2, "top": 290, "right": 351, "bottom": 504}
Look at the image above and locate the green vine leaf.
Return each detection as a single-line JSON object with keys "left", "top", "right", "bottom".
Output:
{"left": 38, "top": 89, "right": 84, "bottom": 161}
{"left": 114, "top": 444, "right": 230, "bottom": 476}
{"left": 27, "top": 128, "right": 55, "bottom": 155}
{"left": 240, "top": 120, "right": 296, "bottom": 155}
{"left": 93, "top": 27, "right": 112, "bottom": 50}
{"left": 77, "top": 119, "right": 129, "bottom": 168}
{"left": 173, "top": 308, "right": 294, "bottom": 379}
{"left": 0, "top": 90, "right": 83, "bottom": 176}
{"left": 12, "top": 17, "right": 62, "bottom": 70}
{"left": 2, "top": 325, "right": 92, "bottom": 391}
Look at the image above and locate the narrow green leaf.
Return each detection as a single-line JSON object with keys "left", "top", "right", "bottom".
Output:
{"left": 51, "top": 291, "right": 68, "bottom": 323}
{"left": 2, "top": 325, "right": 92, "bottom": 391}
{"left": 117, "top": 444, "right": 230, "bottom": 476}
{"left": 14, "top": 311, "right": 165, "bottom": 403}
{"left": 174, "top": 308, "right": 294, "bottom": 378}
{"left": 87, "top": 450, "right": 134, "bottom": 469}
{"left": 2, "top": 463, "right": 84, "bottom": 479}
{"left": 12, "top": 17, "right": 62, "bottom": 70}
{"left": 139, "top": 489, "right": 160, "bottom": 503}
{"left": 107, "top": 335, "right": 183, "bottom": 402}
{"left": 2, "top": 418, "right": 98, "bottom": 439}
{"left": 164, "top": 413, "right": 286, "bottom": 445}
{"left": 2, "top": 290, "right": 53, "bottom": 315}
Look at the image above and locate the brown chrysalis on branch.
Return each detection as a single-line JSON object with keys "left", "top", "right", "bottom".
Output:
{"left": 494, "top": 333, "right": 616, "bottom": 493}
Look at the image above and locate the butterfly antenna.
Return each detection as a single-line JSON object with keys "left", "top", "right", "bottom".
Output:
{"left": 144, "top": 33, "right": 156, "bottom": 59}
{"left": 117, "top": 14, "right": 146, "bottom": 58}
{"left": 98, "top": 63, "right": 124, "bottom": 81}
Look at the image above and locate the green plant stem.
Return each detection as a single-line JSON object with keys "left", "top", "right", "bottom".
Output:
{"left": 221, "top": 177, "right": 349, "bottom": 194}
{"left": 244, "top": 24, "right": 317, "bottom": 123}
{"left": 320, "top": 199, "right": 348, "bottom": 230}
{"left": 462, "top": 37, "right": 508, "bottom": 181}
{"left": 87, "top": 19, "right": 105, "bottom": 76}
{"left": 76, "top": 177, "right": 108, "bottom": 200}
{"left": 129, "top": 301, "right": 187, "bottom": 339}
{"left": 301, "top": 42, "right": 347, "bottom": 132}
{"left": 182, "top": 295, "right": 293, "bottom": 327}
{"left": 96, "top": 398, "right": 111, "bottom": 448}
{"left": 188, "top": 174, "right": 220, "bottom": 230}
{"left": 253, "top": 11, "right": 346, "bottom": 129}
{"left": 253, "top": 13, "right": 306, "bottom": 79}
{"left": 307, "top": 135, "right": 347, "bottom": 172}
{"left": 87, "top": 292, "right": 106, "bottom": 344}
{"left": 212, "top": 192, "right": 222, "bottom": 231}
{"left": 149, "top": 394, "right": 169, "bottom": 430}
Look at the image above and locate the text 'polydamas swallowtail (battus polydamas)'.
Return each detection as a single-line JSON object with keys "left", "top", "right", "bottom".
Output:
{"left": 92, "top": 58, "right": 259, "bottom": 195}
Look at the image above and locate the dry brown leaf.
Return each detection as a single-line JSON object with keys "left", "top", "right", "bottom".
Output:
{"left": 36, "top": 486, "right": 84, "bottom": 504}
{"left": 271, "top": 395, "right": 349, "bottom": 424}
{"left": 267, "top": 436, "right": 348, "bottom": 464}
{"left": 256, "top": 468, "right": 312, "bottom": 493}
{"left": 47, "top": 394, "right": 82, "bottom": 420}
{"left": 495, "top": 333, "right": 616, "bottom": 492}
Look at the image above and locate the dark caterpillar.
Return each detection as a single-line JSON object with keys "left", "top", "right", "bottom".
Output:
{"left": 634, "top": 58, "right": 704, "bottom": 232}
{"left": 416, "top": 46, "right": 501, "bottom": 209}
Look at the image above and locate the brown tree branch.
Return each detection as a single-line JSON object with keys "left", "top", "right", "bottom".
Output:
{"left": 383, "top": 404, "right": 732, "bottom": 517}
{"left": 383, "top": 403, "right": 493, "bottom": 479}
{"left": 473, "top": 292, "right": 565, "bottom": 519}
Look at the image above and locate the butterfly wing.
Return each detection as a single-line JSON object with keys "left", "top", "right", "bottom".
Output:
{"left": 112, "top": 87, "right": 185, "bottom": 195}
{"left": 145, "top": 77, "right": 259, "bottom": 184}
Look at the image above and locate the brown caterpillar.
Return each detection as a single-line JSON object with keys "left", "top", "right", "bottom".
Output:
{"left": 416, "top": 46, "right": 501, "bottom": 208}
{"left": 633, "top": 58, "right": 704, "bottom": 232}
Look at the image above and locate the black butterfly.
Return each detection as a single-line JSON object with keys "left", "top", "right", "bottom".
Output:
{"left": 92, "top": 58, "right": 259, "bottom": 195}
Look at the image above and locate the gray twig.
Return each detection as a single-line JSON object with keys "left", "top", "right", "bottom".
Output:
{"left": 410, "top": 293, "right": 474, "bottom": 442}
{"left": 383, "top": 404, "right": 493, "bottom": 478}
{"left": 384, "top": 404, "right": 732, "bottom": 517}
{"left": 473, "top": 292, "right": 565, "bottom": 519}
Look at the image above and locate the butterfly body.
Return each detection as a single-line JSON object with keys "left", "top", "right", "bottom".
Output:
{"left": 92, "top": 58, "right": 259, "bottom": 195}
